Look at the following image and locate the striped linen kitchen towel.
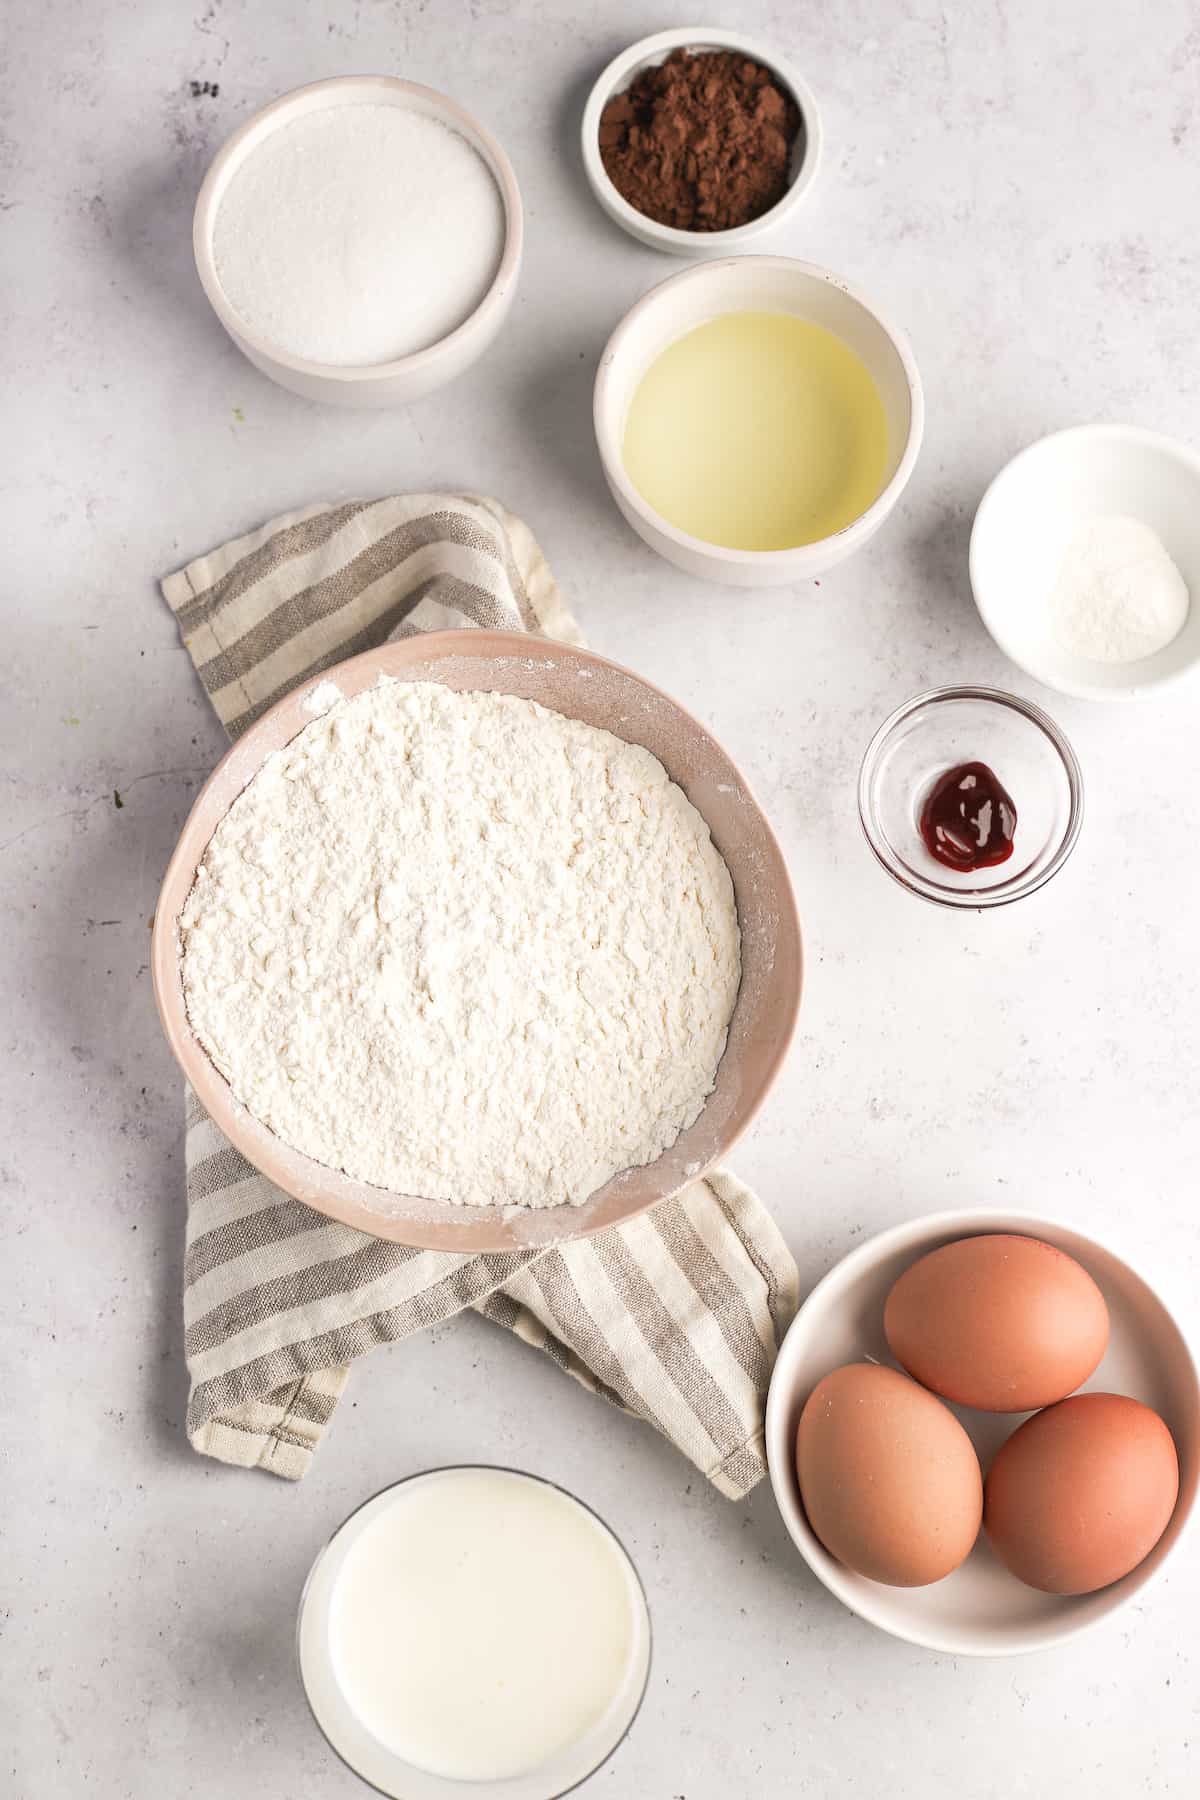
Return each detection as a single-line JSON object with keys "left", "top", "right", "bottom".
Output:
{"left": 162, "top": 494, "right": 799, "bottom": 1498}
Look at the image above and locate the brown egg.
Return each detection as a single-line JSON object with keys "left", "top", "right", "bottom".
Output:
{"left": 795, "top": 1363, "right": 983, "bottom": 1587}
{"left": 985, "top": 1392, "right": 1179, "bottom": 1594}
{"left": 884, "top": 1234, "right": 1109, "bottom": 1412}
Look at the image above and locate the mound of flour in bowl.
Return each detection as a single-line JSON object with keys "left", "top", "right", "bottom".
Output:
{"left": 179, "top": 680, "right": 741, "bottom": 1209}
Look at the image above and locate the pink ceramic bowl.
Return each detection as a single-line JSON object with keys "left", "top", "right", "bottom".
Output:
{"left": 152, "top": 631, "right": 802, "bottom": 1252}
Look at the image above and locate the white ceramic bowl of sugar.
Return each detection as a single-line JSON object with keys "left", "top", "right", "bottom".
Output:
{"left": 765, "top": 1209, "right": 1200, "bottom": 1656}
{"left": 970, "top": 425, "right": 1200, "bottom": 700}
{"left": 193, "top": 76, "right": 522, "bottom": 408}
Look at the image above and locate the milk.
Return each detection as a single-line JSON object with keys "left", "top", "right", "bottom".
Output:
{"left": 298, "top": 1468, "right": 650, "bottom": 1791}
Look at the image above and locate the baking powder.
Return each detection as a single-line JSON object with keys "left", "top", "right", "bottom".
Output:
{"left": 1050, "top": 514, "right": 1189, "bottom": 663}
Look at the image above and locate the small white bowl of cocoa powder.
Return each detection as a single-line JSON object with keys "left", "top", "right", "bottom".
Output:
{"left": 581, "top": 27, "right": 821, "bottom": 256}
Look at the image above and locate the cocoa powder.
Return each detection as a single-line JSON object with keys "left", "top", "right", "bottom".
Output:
{"left": 598, "top": 49, "right": 801, "bottom": 233}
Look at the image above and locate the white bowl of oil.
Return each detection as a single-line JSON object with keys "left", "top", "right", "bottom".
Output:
{"left": 594, "top": 257, "right": 923, "bottom": 588}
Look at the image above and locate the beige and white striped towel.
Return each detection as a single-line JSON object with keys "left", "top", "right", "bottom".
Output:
{"left": 162, "top": 495, "right": 798, "bottom": 1498}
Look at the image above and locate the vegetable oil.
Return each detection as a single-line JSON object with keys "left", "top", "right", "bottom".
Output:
{"left": 622, "top": 311, "right": 889, "bottom": 552}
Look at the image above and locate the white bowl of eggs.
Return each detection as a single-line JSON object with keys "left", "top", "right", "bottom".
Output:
{"left": 764, "top": 1209, "right": 1199, "bottom": 1655}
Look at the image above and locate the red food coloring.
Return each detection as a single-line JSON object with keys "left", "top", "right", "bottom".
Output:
{"left": 919, "top": 762, "right": 1017, "bottom": 871}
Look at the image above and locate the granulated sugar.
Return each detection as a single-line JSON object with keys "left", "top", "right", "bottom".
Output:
{"left": 213, "top": 104, "right": 505, "bottom": 366}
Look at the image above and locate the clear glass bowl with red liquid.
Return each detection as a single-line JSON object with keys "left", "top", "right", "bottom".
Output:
{"left": 858, "top": 686, "right": 1084, "bottom": 907}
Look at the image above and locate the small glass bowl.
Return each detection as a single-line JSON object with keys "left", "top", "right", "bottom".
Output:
{"left": 858, "top": 686, "right": 1084, "bottom": 908}
{"left": 296, "top": 1466, "right": 652, "bottom": 1800}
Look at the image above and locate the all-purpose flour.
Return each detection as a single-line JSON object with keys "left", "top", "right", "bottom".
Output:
{"left": 180, "top": 681, "right": 741, "bottom": 1208}
{"left": 212, "top": 105, "right": 505, "bottom": 366}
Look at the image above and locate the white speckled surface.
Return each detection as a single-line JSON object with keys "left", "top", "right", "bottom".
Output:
{"left": 3, "top": 1, "right": 1199, "bottom": 1794}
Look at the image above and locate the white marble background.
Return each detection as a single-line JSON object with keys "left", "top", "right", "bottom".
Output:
{"left": 3, "top": 0, "right": 1199, "bottom": 1794}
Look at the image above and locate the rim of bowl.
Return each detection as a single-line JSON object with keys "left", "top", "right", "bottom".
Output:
{"left": 857, "top": 684, "right": 1084, "bottom": 909}
{"left": 764, "top": 1206, "right": 1200, "bottom": 1657}
{"left": 193, "top": 75, "right": 523, "bottom": 384}
{"left": 969, "top": 423, "right": 1200, "bottom": 703}
{"left": 296, "top": 1465, "right": 653, "bottom": 1799}
{"left": 593, "top": 255, "right": 925, "bottom": 573}
{"left": 580, "top": 27, "right": 822, "bottom": 253}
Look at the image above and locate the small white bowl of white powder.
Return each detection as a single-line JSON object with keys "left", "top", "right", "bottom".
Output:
{"left": 194, "top": 77, "right": 522, "bottom": 407}
{"left": 970, "top": 424, "right": 1200, "bottom": 701}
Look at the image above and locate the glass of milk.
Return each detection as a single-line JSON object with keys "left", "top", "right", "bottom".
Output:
{"left": 297, "top": 1467, "right": 652, "bottom": 1797}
